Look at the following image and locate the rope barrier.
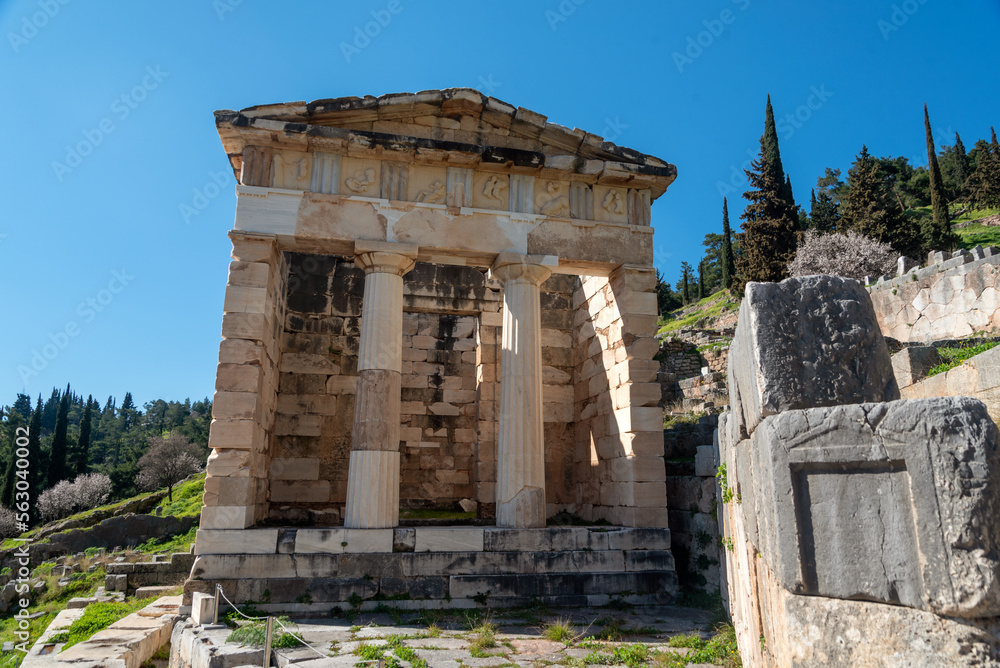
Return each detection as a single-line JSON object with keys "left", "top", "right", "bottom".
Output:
{"left": 214, "top": 585, "right": 331, "bottom": 661}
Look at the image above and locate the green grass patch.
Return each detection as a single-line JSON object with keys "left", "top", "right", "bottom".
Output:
{"left": 225, "top": 617, "right": 302, "bottom": 649}
{"left": 584, "top": 643, "right": 651, "bottom": 667}
{"left": 133, "top": 527, "right": 197, "bottom": 555}
{"left": 953, "top": 206, "right": 999, "bottom": 224}
{"left": 927, "top": 341, "right": 1000, "bottom": 377}
{"left": 48, "top": 598, "right": 153, "bottom": 650}
{"left": 656, "top": 623, "right": 741, "bottom": 667}
{"left": 158, "top": 474, "right": 206, "bottom": 518}
{"left": 664, "top": 412, "right": 706, "bottom": 430}
{"left": 658, "top": 289, "right": 738, "bottom": 335}
{"left": 0, "top": 613, "right": 55, "bottom": 668}
{"left": 955, "top": 223, "right": 1000, "bottom": 251}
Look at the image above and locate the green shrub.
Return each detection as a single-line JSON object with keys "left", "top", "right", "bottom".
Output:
{"left": 927, "top": 341, "right": 1000, "bottom": 377}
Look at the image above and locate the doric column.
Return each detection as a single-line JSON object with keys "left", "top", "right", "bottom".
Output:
{"left": 344, "top": 241, "right": 418, "bottom": 529}
{"left": 489, "top": 253, "right": 554, "bottom": 528}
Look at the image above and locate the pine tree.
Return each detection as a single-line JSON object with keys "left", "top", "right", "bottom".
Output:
{"left": 27, "top": 399, "right": 42, "bottom": 524}
{"left": 734, "top": 95, "right": 799, "bottom": 293}
{"left": 75, "top": 396, "right": 93, "bottom": 476}
{"left": 923, "top": 104, "right": 957, "bottom": 250}
{"left": 969, "top": 132, "right": 1000, "bottom": 210}
{"left": 47, "top": 385, "right": 71, "bottom": 487}
{"left": 810, "top": 188, "right": 840, "bottom": 233}
{"left": 721, "top": 198, "right": 735, "bottom": 289}
{"left": 841, "top": 146, "right": 921, "bottom": 256}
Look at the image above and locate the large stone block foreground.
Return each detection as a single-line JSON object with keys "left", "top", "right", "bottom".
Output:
{"left": 727, "top": 275, "right": 898, "bottom": 441}
{"left": 720, "top": 275, "right": 1000, "bottom": 666}
{"left": 742, "top": 398, "right": 1000, "bottom": 618}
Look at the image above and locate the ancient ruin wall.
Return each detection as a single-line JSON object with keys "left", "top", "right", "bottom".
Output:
{"left": 868, "top": 249, "right": 1000, "bottom": 343}
{"left": 572, "top": 268, "right": 666, "bottom": 527}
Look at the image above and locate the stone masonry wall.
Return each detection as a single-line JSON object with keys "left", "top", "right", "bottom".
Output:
{"left": 869, "top": 246, "right": 1000, "bottom": 343}
{"left": 572, "top": 268, "right": 666, "bottom": 527}
{"left": 204, "top": 233, "right": 288, "bottom": 530}
{"left": 270, "top": 253, "right": 577, "bottom": 524}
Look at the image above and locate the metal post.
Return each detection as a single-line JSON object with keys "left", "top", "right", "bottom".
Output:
{"left": 213, "top": 586, "right": 221, "bottom": 625}
{"left": 262, "top": 616, "right": 273, "bottom": 668}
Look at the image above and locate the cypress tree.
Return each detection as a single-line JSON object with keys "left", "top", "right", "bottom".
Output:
{"left": 75, "top": 396, "right": 93, "bottom": 476}
{"left": 47, "top": 385, "right": 70, "bottom": 486}
{"left": 27, "top": 399, "right": 42, "bottom": 524}
{"left": 679, "top": 262, "right": 692, "bottom": 304}
{"left": 0, "top": 414, "right": 23, "bottom": 508}
{"left": 734, "top": 95, "right": 799, "bottom": 294}
{"left": 923, "top": 104, "right": 956, "bottom": 250}
{"left": 697, "top": 260, "right": 705, "bottom": 300}
{"left": 954, "top": 132, "right": 970, "bottom": 197}
{"left": 721, "top": 198, "right": 735, "bottom": 289}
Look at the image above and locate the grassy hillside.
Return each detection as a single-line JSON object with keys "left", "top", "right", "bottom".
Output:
{"left": 658, "top": 289, "right": 739, "bottom": 335}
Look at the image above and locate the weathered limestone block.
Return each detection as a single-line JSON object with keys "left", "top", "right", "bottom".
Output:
{"left": 890, "top": 345, "right": 942, "bottom": 388}
{"left": 744, "top": 397, "right": 1000, "bottom": 618}
{"left": 728, "top": 275, "right": 898, "bottom": 440}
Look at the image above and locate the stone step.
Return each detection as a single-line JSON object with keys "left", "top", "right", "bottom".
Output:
{"left": 188, "top": 567, "right": 678, "bottom": 609}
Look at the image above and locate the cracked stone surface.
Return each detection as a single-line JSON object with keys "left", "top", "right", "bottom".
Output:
{"left": 727, "top": 275, "right": 899, "bottom": 442}
{"left": 741, "top": 396, "right": 1000, "bottom": 617}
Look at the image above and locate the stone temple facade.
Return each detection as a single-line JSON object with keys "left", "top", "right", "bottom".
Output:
{"left": 187, "top": 89, "right": 679, "bottom": 610}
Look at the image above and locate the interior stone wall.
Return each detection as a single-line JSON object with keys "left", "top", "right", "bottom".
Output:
{"left": 268, "top": 252, "right": 578, "bottom": 524}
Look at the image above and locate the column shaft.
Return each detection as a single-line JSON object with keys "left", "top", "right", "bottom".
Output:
{"left": 344, "top": 246, "right": 416, "bottom": 529}
{"left": 491, "top": 257, "right": 552, "bottom": 528}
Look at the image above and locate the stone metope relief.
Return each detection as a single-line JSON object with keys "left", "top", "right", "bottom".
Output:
{"left": 602, "top": 190, "right": 625, "bottom": 216}
{"left": 345, "top": 168, "right": 376, "bottom": 194}
{"left": 415, "top": 181, "right": 446, "bottom": 203}
{"left": 482, "top": 175, "right": 508, "bottom": 205}
{"left": 272, "top": 153, "right": 309, "bottom": 190}
{"left": 538, "top": 182, "right": 571, "bottom": 217}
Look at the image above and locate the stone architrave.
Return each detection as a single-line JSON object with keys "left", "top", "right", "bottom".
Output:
{"left": 490, "top": 253, "right": 555, "bottom": 528}
{"left": 343, "top": 241, "right": 418, "bottom": 529}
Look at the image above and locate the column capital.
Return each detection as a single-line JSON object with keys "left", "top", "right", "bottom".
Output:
{"left": 354, "top": 241, "right": 419, "bottom": 276}
{"left": 489, "top": 252, "right": 557, "bottom": 286}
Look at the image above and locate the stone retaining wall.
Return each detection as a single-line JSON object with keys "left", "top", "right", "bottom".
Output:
{"left": 105, "top": 552, "right": 196, "bottom": 595}
{"left": 664, "top": 416, "right": 721, "bottom": 594}
{"left": 868, "top": 246, "right": 1000, "bottom": 343}
{"left": 0, "top": 514, "right": 196, "bottom": 572}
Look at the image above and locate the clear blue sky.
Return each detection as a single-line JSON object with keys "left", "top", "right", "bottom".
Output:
{"left": 2, "top": 0, "right": 998, "bottom": 407}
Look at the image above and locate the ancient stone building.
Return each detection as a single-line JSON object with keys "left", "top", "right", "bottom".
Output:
{"left": 188, "top": 89, "right": 680, "bottom": 609}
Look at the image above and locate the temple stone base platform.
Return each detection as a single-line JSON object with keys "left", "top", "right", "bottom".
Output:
{"left": 185, "top": 526, "right": 677, "bottom": 612}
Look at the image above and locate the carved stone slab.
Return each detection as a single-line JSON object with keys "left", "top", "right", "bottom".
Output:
{"left": 742, "top": 397, "right": 1000, "bottom": 618}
